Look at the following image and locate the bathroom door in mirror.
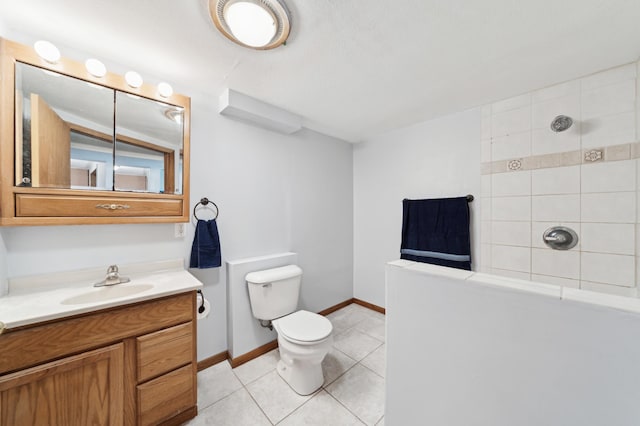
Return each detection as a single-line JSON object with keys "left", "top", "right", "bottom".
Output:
{"left": 15, "top": 62, "right": 115, "bottom": 190}
{"left": 115, "top": 92, "right": 184, "bottom": 194}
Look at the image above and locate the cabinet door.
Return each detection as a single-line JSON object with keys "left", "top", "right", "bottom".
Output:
{"left": 0, "top": 343, "right": 124, "bottom": 426}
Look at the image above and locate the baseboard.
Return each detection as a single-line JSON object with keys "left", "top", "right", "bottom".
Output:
{"left": 229, "top": 339, "right": 279, "bottom": 368}
{"left": 317, "top": 298, "right": 354, "bottom": 316}
{"left": 352, "top": 298, "right": 386, "bottom": 314}
{"left": 197, "top": 350, "right": 230, "bottom": 371}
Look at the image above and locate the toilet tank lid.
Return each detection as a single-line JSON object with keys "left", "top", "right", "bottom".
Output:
{"left": 245, "top": 265, "right": 302, "bottom": 284}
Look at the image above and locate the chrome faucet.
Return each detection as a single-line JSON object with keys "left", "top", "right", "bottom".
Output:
{"left": 94, "top": 265, "right": 131, "bottom": 287}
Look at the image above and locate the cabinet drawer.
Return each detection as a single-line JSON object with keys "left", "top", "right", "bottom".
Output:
{"left": 137, "top": 322, "right": 193, "bottom": 382}
{"left": 137, "top": 364, "right": 195, "bottom": 426}
{"left": 16, "top": 194, "right": 183, "bottom": 217}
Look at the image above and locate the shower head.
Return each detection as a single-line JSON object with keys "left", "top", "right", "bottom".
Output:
{"left": 550, "top": 115, "right": 573, "bottom": 132}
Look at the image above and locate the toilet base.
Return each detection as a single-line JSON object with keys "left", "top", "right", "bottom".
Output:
{"left": 276, "top": 357, "right": 324, "bottom": 396}
{"left": 275, "top": 333, "right": 333, "bottom": 395}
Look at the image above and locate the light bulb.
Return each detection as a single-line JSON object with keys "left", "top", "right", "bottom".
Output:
{"left": 85, "top": 58, "right": 106, "bottom": 78}
{"left": 158, "top": 82, "right": 173, "bottom": 98}
{"left": 34, "top": 40, "right": 61, "bottom": 63}
{"left": 125, "top": 71, "right": 143, "bottom": 88}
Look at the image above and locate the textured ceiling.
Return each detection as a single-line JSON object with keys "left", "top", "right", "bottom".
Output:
{"left": 1, "top": 0, "right": 640, "bottom": 142}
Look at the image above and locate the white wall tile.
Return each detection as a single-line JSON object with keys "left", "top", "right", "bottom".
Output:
{"left": 481, "top": 197, "right": 492, "bottom": 221}
{"left": 581, "top": 223, "right": 635, "bottom": 255}
{"left": 492, "top": 93, "right": 531, "bottom": 114}
{"left": 480, "top": 243, "right": 491, "bottom": 267}
{"left": 481, "top": 115, "right": 491, "bottom": 139}
{"left": 491, "top": 106, "right": 531, "bottom": 137}
{"left": 580, "top": 281, "right": 637, "bottom": 297}
{"left": 491, "top": 244, "right": 531, "bottom": 272}
{"left": 492, "top": 171, "right": 530, "bottom": 197}
{"left": 532, "top": 166, "right": 580, "bottom": 195}
{"left": 491, "top": 221, "right": 531, "bottom": 247}
{"left": 581, "top": 252, "right": 635, "bottom": 287}
{"left": 531, "top": 222, "right": 581, "bottom": 250}
{"left": 581, "top": 79, "right": 636, "bottom": 120}
{"left": 481, "top": 221, "right": 492, "bottom": 245}
{"left": 532, "top": 93, "right": 580, "bottom": 130}
{"left": 580, "top": 63, "right": 637, "bottom": 91}
{"left": 492, "top": 196, "right": 531, "bottom": 221}
{"left": 491, "top": 268, "right": 531, "bottom": 280}
{"left": 491, "top": 132, "right": 531, "bottom": 161}
{"left": 531, "top": 248, "right": 580, "bottom": 279}
{"left": 481, "top": 175, "right": 491, "bottom": 197}
{"left": 531, "top": 127, "right": 580, "bottom": 156}
{"left": 581, "top": 160, "right": 636, "bottom": 193}
{"left": 532, "top": 195, "right": 580, "bottom": 222}
{"left": 581, "top": 112, "right": 636, "bottom": 149}
{"left": 532, "top": 80, "right": 580, "bottom": 103}
{"left": 531, "top": 274, "right": 579, "bottom": 288}
{"left": 581, "top": 192, "right": 636, "bottom": 223}
{"left": 481, "top": 139, "right": 491, "bottom": 162}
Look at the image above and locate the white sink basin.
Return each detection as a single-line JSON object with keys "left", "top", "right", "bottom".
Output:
{"left": 61, "top": 284, "right": 154, "bottom": 305}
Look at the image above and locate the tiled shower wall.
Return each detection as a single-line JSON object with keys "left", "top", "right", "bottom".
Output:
{"left": 480, "top": 61, "right": 640, "bottom": 296}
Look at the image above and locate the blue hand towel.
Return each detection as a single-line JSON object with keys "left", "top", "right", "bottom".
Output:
{"left": 190, "top": 219, "right": 222, "bottom": 269}
{"left": 400, "top": 197, "right": 471, "bottom": 270}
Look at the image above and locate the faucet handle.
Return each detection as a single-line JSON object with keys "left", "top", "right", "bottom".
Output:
{"left": 107, "top": 265, "right": 119, "bottom": 275}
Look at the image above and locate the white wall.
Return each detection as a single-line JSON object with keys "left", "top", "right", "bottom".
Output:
{"left": 0, "top": 37, "right": 354, "bottom": 361}
{"left": 386, "top": 263, "right": 640, "bottom": 426}
{"left": 480, "top": 62, "right": 640, "bottom": 297}
{"left": 353, "top": 109, "right": 481, "bottom": 307}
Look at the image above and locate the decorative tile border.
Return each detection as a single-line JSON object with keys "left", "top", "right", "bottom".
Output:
{"left": 481, "top": 141, "right": 640, "bottom": 175}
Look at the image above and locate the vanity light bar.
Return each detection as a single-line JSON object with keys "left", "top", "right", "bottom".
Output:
{"left": 32, "top": 39, "right": 176, "bottom": 99}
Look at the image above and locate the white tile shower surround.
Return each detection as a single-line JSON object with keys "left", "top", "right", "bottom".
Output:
{"left": 185, "top": 303, "right": 386, "bottom": 426}
{"left": 479, "top": 60, "right": 640, "bottom": 296}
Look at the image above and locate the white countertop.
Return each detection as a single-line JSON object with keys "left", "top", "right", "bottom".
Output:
{"left": 0, "top": 259, "right": 203, "bottom": 330}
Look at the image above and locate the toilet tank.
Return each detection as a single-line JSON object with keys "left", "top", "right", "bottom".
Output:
{"left": 246, "top": 265, "right": 302, "bottom": 321}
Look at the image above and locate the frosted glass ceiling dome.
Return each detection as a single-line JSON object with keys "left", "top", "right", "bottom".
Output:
{"left": 209, "top": 0, "right": 291, "bottom": 50}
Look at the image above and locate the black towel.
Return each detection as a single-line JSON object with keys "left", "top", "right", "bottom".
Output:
{"left": 190, "top": 219, "right": 222, "bottom": 269}
{"left": 400, "top": 197, "right": 471, "bottom": 270}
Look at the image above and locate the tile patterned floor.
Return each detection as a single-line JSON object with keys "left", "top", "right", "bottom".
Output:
{"left": 185, "top": 304, "right": 386, "bottom": 426}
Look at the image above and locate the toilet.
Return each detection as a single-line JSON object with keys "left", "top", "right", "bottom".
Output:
{"left": 246, "top": 265, "right": 333, "bottom": 395}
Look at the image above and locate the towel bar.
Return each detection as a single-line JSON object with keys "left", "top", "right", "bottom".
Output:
{"left": 193, "top": 197, "right": 219, "bottom": 220}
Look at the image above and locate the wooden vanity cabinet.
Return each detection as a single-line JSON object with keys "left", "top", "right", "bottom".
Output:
{"left": 0, "top": 291, "right": 198, "bottom": 426}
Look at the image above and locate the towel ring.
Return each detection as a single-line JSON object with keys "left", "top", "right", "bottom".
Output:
{"left": 193, "top": 197, "right": 219, "bottom": 221}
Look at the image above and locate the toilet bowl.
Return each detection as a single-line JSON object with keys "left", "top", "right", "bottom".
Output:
{"left": 245, "top": 265, "right": 334, "bottom": 395}
{"left": 272, "top": 310, "right": 333, "bottom": 395}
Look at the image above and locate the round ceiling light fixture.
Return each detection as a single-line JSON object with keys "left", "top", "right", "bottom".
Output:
{"left": 209, "top": 0, "right": 291, "bottom": 50}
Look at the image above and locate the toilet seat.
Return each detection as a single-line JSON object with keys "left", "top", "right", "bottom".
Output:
{"left": 275, "top": 310, "right": 332, "bottom": 344}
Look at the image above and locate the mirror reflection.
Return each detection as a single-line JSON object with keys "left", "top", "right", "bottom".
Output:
{"left": 15, "top": 62, "right": 184, "bottom": 194}
{"left": 115, "top": 92, "right": 184, "bottom": 194}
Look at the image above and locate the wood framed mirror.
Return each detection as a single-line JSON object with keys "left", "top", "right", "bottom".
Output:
{"left": 0, "top": 38, "right": 191, "bottom": 225}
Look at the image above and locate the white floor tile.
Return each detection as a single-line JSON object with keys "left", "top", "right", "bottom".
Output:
{"left": 322, "top": 347, "right": 358, "bottom": 386}
{"left": 360, "top": 344, "right": 385, "bottom": 378}
{"left": 355, "top": 316, "right": 386, "bottom": 342}
{"left": 327, "top": 306, "right": 370, "bottom": 334}
{"left": 197, "top": 361, "right": 243, "bottom": 410}
{"left": 375, "top": 417, "right": 385, "bottom": 426}
{"left": 326, "top": 364, "right": 386, "bottom": 426}
{"left": 278, "top": 390, "right": 365, "bottom": 426}
{"left": 233, "top": 348, "right": 279, "bottom": 385}
{"left": 246, "top": 370, "right": 314, "bottom": 424}
{"left": 185, "top": 388, "right": 270, "bottom": 426}
{"left": 333, "top": 328, "right": 383, "bottom": 362}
